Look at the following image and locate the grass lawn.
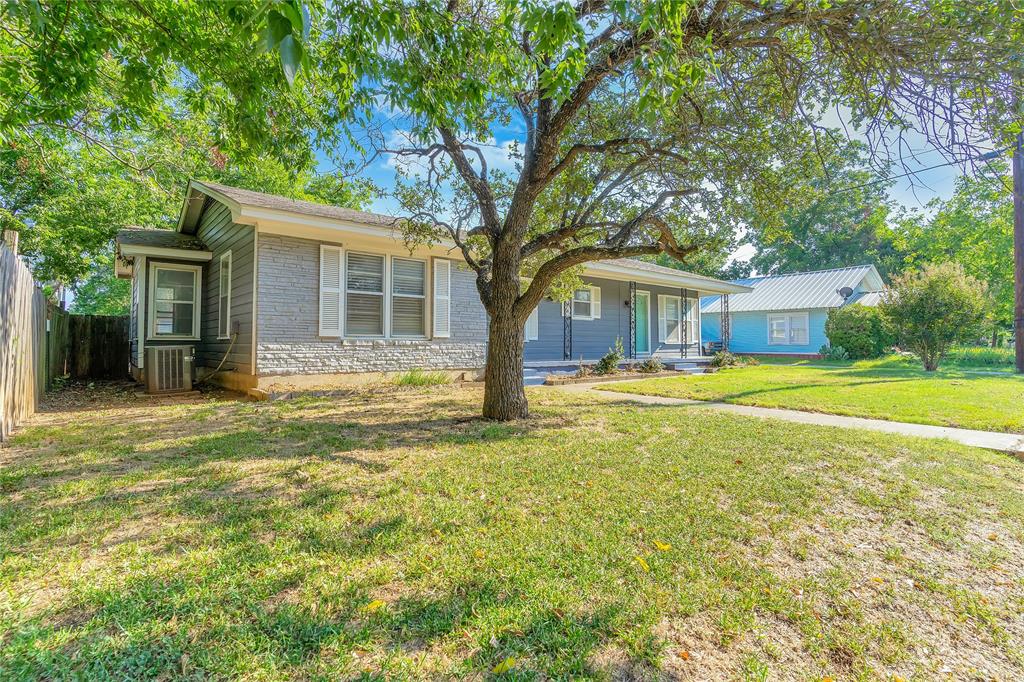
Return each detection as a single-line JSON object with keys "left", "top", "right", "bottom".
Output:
{"left": 604, "top": 364, "right": 1024, "bottom": 433}
{"left": 2, "top": 382, "right": 1024, "bottom": 680}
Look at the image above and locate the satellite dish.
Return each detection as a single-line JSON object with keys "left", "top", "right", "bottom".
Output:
{"left": 838, "top": 286, "right": 854, "bottom": 301}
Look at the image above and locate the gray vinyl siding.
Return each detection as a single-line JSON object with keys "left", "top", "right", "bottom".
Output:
{"left": 194, "top": 201, "right": 255, "bottom": 375}
{"left": 524, "top": 277, "right": 701, "bottom": 362}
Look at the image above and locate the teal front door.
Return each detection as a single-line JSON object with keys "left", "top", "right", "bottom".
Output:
{"left": 635, "top": 291, "right": 650, "bottom": 354}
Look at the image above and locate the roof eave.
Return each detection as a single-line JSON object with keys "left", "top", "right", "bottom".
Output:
{"left": 117, "top": 243, "right": 214, "bottom": 261}
{"left": 584, "top": 261, "right": 754, "bottom": 294}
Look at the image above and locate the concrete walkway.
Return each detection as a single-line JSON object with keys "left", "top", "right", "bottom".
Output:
{"left": 555, "top": 380, "right": 1024, "bottom": 453}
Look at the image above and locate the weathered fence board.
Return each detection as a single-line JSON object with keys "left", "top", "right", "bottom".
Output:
{"left": 0, "top": 243, "right": 47, "bottom": 442}
{"left": 1, "top": 243, "right": 131, "bottom": 441}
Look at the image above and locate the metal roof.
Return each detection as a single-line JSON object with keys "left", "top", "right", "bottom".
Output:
{"left": 848, "top": 289, "right": 885, "bottom": 307}
{"left": 700, "top": 265, "right": 884, "bottom": 313}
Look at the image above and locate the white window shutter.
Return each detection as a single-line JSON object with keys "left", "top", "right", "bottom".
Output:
{"left": 433, "top": 259, "right": 451, "bottom": 338}
{"left": 319, "top": 245, "right": 342, "bottom": 336}
{"left": 591, "top": 286, "right": 601, "bottom": 319}
{"left": 658, "top": 296, "right": 666, "bottom": 342}
{"left": 525, "top": 305, "right": 539, "bottom": 341}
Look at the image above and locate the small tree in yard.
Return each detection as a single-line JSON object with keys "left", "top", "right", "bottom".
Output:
{"left": 880, "top": 263, "right": 990, "bottom": 371}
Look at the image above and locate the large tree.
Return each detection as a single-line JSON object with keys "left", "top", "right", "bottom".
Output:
{"left": 896, "top": 163, "right": 1015, "bottom": 344}
{"left": 328, "top": 0, "right": 1019, "bottom": 418}
{"left": 745, "top": 140, "right": 907, "bottom": 278}
{"left": 4, "top": 1, "right": 1021, "bottom": 419}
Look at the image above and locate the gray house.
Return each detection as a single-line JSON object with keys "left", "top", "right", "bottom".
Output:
{"left": 115, "top": 181, "right": 749, "bottom": 393}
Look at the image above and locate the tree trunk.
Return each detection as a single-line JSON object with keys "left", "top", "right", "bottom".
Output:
{"left": 482, "top": 309, "right": 528, "bottom": 420}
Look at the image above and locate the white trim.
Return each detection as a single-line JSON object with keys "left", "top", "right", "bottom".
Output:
{"left": 217, "top": 251, "right": 233, "bottom": 339}
{"left": 136, "top": 256, "right": 146, "bottom": 368}
{"left": 119, "top": 244, "right": 213, "bottom": 261}
{"left": 583, "top": 261, "right": 752, "bottom": 294}
{"left": 767, "top": 312, "right": 810, "bottom": 346}
{"left": 147, "top": 262, "right": 202, "bottom": 340}
{"left": 251, "top": 229, "right": 259, "bottom": 371}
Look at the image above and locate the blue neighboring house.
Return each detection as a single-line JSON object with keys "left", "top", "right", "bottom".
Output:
{"left": 700, "top": 265, "right": 885, "bottom": 356}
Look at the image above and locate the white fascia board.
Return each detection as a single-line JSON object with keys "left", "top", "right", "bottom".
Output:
{"left": 583, "top": 261, "right": 753, "bottom": 294}
{"left": 118, "top": 244, "right": 214, "bottom": 261}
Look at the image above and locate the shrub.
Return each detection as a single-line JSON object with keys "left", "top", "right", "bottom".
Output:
{"left": 824, "top": 305, "right": 892, "bottom": 359}
{"left": 394, "top": 369, "right": 451, "bottom": 386}
{"left": 880, "top": 263, "right": 990, "bottom": 371}
{"left": 819, "top": 344, "right": 850, "bottom": 361}
{"left": 710, "top": 351, "right": 739, "bottom": 367}
{"left": 593, "top": 338, "right": 625, "bottom": 375}
{"left": 638, "top": 357, "right": 664, "bottom": 373}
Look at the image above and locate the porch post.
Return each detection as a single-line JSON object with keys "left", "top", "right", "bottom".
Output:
{"left": 628, "top": 282, "right": 636, "bottom": 360}
{"left": 680, "top": 287, "right": 688, "bottom": 359}
{"left": 562, "top": 300, "right": 572, "bottom": 360}
{"left": 721, "top": 293, "right": 730, "bottom": 352}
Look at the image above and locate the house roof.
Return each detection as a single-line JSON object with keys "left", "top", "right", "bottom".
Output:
{"left": 180, "top": 180, "right": 399, "bottom": 233}
{"left": 178, "top": 180, "right": 751, "bottom": 295}
{"left": 700, "top": 264, "right": 885, "bottom": 313}
{"left": 116, "top": 227, "right": 208, "bottom": 251}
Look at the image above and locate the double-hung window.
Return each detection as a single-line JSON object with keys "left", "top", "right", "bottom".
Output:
{"left": 391, "top": 257, "right": 426, "bottom": 336}
{"left": 149, "top": 263, "right": 201, "bottom": 339}
{"left": 346, "top": 252, "right": 386, "bottom": 336}
{"left": 767, "top": 312, "right": 809, "bottom": 345}
{"left": 571, "top": 285, "right": 601, "bottom": 320}
{"left": 320, "top": 249, "right": 433, "bottom": 338}
{"left": 217, "top": 251, "right": 232, "bottom": 339}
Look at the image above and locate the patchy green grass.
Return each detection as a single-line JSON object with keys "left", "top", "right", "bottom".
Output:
{"left": 1, "top": 382, "right": 1023, "bottom": 680}
{"left": 394, "top": 368, "right": 453, "bottom": 387}
{"left": 754, "top": 349, "right": 1016, "bottom": 373}
{"left": 606, "top": 364, "right": 1024, "bottom": 433}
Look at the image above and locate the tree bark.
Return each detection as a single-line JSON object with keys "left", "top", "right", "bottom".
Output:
{"left": 482, "top": 309, "right": 529, "bottom": 420}
{"left": 481, "top": 246, "right": 530, "bottom": 420}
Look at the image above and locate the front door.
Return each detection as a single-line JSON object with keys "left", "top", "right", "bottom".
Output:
{"left": 635, "top": 291, "right": 650, "bottom": 354}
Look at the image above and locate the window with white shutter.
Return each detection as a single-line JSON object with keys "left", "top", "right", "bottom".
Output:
{"left": 525, "top": 305, "right": 539, "bottom": 341}
{"left": 432, "top": 259, "right": 451, "bottom": 338}
{"left": 319, "top": 245, "right": 343, "bottom": 336}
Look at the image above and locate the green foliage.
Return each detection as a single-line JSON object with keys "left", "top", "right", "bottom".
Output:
{"left": 747, "top": 141, "right": 906, "bottom": 278}
{"left": 880, "top": 263, "right": 991, "bottom": 371}
{"left": 819, "top": 344, "right": 851, "bottom": 362}
{"left": 824, "top": 305, "right": 893, "bottom": 360}
{"left": 594, "top": 338, "right": 625, "bottom": 375}
{"left": 70, "top": 257, "right": 130, "bottom": 315}
{"left": 944, "top": 346, "right": 1015, "bottom": 368}
{"left": 394, "top": 369, "right": 451, "bottom": 386}
{"left": 894, "top": 163, "right": 1015, "bottom": 329}
{"left": 710, "top": 351, "right": 754, "bottom": 368}
{"left": 638, "top": 357, "right": 664, "bottom": 374}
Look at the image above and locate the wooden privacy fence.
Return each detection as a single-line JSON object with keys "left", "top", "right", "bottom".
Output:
{"left": 0, "top": 242, "right": 47, "bottom": 442}
{"left": 1, "top": 242, "right": 131, "bottom": 441}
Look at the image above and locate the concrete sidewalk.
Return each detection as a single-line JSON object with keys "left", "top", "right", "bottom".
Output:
{"left": 555, "top": 381, "right": 1024, "bottom": 454}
